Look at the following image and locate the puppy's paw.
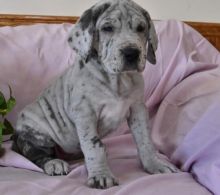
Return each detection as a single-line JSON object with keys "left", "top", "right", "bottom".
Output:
{"left": 87, "top": 173, "right": 118, "bottom": 189}
{"left": 143, "top": 157, "right": 179, "bottom": 174}
{"left": 43, "top": 159, "right": 70, "bottom": 176}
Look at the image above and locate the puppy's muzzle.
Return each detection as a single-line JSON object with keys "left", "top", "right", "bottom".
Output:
{"left": 121, "top": 47, "right": 140, "bottom": 71}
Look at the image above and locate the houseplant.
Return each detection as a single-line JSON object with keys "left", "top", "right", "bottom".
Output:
{"left": 0, "top": 86, "right": 16, "bottom": 150}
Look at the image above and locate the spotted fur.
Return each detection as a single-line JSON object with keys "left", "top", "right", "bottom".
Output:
{"left": 13, "top": 0, "right": 178, "bottom": 189}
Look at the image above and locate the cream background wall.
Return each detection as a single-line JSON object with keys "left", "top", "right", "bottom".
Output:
{"left": 0, "top": 0, "right": 219, "bottom": 23}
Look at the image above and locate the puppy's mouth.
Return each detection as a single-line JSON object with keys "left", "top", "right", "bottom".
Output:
{"left": 103, "top": 62, "right": 143, "bottom": 74}
{"left": 122, "top": 59, "right": 145, "bottom": 73}
{"left": 107, "top": 66, "right": 142, "bottom": 74}
{"left": 122, "top": 62, "right": 140, "bottom": 72}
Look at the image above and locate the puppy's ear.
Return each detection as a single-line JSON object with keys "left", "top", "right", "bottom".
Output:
{"left": 146, "top": 19, "right": 158, "bottom": 64}
{"left": 142, "top": 11, "right": 158, "bottom": 65}
{"left": 127, "top": 0, "right": 158, "bottom": 64}
{"left": 68, "top": 3, "right": 111, "bottom": 61}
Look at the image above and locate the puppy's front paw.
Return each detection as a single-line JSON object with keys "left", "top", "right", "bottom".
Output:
{"left": 43, "top": 159, "right": 70, "bottom": 176}
{"left": 87, "top": 173, "right": 118, "bottom": 189}
{"left": 143, "top": 157, "right": 179, "bottom": 174}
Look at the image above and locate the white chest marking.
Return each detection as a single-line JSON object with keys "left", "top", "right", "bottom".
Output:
{"left": 102, "top": 98, "right": 129, "bottom": 120}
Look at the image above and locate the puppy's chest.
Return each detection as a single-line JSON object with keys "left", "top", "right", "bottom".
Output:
{"left": 98, "top": 97, "right": 130, "bottom": 134}
{"left": 80, "top": 70, "right": 144, "bottom": 135}
{"left": 95, "top": 76, "right": 141, "bottom": 134}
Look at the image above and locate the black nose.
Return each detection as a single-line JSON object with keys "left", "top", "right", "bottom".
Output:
{"left": 121, "top": 47, "right": 140, "bottom": 63}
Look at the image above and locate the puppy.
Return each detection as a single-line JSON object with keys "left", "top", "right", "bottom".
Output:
{"left": 12, "top": 0, "right": 178, "bottom": 189}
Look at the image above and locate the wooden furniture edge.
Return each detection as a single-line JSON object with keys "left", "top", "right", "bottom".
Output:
{"left": 0, "top": 14, "right": 78, "bottom": 26}
{"left": 185, "top": 21, "right": 220, "bottom": 51}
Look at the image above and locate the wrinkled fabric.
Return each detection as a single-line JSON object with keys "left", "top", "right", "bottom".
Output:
{"left": 0, "top": 23, "right": 75, "bottom": 125}
{"left": 144, "top": 20, "right": 220, "bottom": 195}
{"left": 0, "top": 20, "right": 219, "bottom": 194}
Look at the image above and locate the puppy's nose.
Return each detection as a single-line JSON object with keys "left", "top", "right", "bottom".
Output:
{"left": 121, "top": 47, "right": 140, "bottom": 63}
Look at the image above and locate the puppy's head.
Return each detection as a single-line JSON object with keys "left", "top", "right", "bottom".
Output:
{"left": 68, "top": 0, "right": 158, "bottom": 74}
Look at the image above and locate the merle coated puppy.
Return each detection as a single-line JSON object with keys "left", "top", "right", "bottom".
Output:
{"left": 12, "top": 0, "right": 178, "bottom": 189}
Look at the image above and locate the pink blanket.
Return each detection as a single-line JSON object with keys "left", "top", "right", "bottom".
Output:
{"left": 0, "top": 20, "right": 219, "bottom": 194}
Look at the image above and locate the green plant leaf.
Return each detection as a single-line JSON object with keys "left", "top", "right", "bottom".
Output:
{"left": 6, "top": 85, "right": 16, "bottom": 114}
{"left": 6, "top": 97, "right": 16, "bottom": 114}
{"left": 0, "top": 86, "right": 16, "bottom": 146}
{"left": 0, "top": 92, "right": 5, "bottom": 105}
{"left": 3, "top": 119, "right": 14, "bottom": 135}
{"left": 0, "top": 92, "right": 7, "bottom": 116}
{"left": 0, "top": 122, "right": 5, "bottom": 146}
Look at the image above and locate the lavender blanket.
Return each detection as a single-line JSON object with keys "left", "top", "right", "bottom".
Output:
{"left": 0, "top": 20, "right": 219, "bottom": 195}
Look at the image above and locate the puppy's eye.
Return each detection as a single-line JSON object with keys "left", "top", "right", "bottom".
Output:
{"left": 136, "top": 25, "right": 145, "bottom": 33}
{"left": 101, "top": 26, "right": 114, "bottom": 32}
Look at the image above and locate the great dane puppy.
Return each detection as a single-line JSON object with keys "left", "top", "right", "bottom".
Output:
{"left": 12, "top": 0, "right": 178, "bottom": 189}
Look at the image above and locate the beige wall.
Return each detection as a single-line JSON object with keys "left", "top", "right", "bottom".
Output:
{"left": 0, "top": 0, "right": 219, "bottom": 23}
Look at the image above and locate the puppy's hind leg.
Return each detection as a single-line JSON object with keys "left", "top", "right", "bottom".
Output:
{"left": 12, "top": 130, "right": 70, "bottom": 176}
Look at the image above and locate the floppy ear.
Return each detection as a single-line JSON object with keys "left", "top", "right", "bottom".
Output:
{"left": 68, "top": 3, "right": 111, "bottom": 61}
{"left": 146, "top": 20, "right": 158, "bottom": 64}
{"left": 141, "top": 11, "right": 158, "bottom": 64}
{"left": 128, "top": 0, "right": 158, "bottom": 64}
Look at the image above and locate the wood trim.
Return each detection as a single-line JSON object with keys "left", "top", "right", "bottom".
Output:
{"left": 0, "top": 14, "right": 220, "bottom": 51}
{"left": 0, "top": 14, "right": 78, "bottom": 26}
{"left": 186, "top": 21, "right": 220, "bottom": 51}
